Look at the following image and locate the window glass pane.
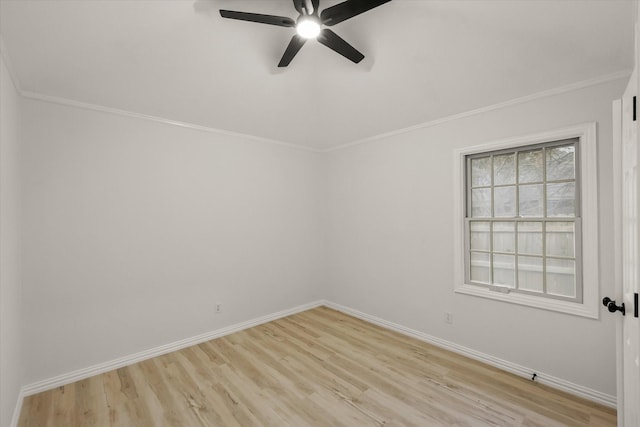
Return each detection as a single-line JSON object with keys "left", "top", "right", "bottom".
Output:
{"left": 518, "top": 256, "right": 543, "bottom": 292}
{"left": 493, "top": 222, "right": 515, "bottom": 253}
{"left": 519, "top": 184, "right": 543, "bottom": 217}
{"left": 493, "top": 254, "right": 515, "bottom": 288}
{"left": 494, "top": 186, "right": 516, "bottom": 217}
{"left": 518, "top": 150, "right": 543, "bottom": 183}
{"left": 471, "top": 188, "right": 492, "bottom": 217}
{"left": 546, "top": 145, "right": 575, "bottom": 181}
{"left": 470, "top": 221, "right": 491, "bottom": 251}
{"left": 547, "top": 182, "right": 575, "bottom": 217}
{"left": 465, "top": 140, "right": 582, "bottom": 303}
{"left": 493, "top": 153, "right": 515, "bottom": 186}
{"left": 546, "top": 258, "right": 576, "bottom": 297}
{"left": 471, "top": 157, "right": 491, "bottom": 187}
{"left": 546, "top": 221, "right": 575, "bottom": 258}
{"left": 517, "top": 222, "right": 542, "bottom": 255}
{"left": 470, "top": 252, "right": 491, "bottom": 283}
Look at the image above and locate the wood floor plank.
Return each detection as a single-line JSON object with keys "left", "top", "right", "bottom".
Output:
{"left": 18, "top": 306, "right": 616, "bottom": 426}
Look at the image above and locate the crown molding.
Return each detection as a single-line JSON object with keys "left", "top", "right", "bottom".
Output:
{"left": 20, "top": 91, "right": 324, "bottom": 153}
{"left": 326, "top": 69, "right": 632, "bottom": 152}
{"left": 8, "top": 51, "right": 630, "bottom": 155}
{"left": 0, "top": 34, "right": 23, "bottom": 93}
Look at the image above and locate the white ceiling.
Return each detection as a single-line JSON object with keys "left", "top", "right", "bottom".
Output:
{"left": 0, "top": 0, "right": 635, "bottom": 150}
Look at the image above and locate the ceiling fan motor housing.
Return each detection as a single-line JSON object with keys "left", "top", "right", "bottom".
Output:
{"left": 219, "top": 0, "right": 392, "bottom": 67}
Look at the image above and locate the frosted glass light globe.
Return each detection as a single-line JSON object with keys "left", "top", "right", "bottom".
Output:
{"left": 296, "top": 18, "right": 321, "bottom": 39}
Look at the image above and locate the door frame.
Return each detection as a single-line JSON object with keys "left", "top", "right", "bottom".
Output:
{"left": 612, "top": 96, "right": 624, "bottom": 427}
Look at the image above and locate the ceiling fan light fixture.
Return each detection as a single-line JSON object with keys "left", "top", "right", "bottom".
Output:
{"left": 219, "top": 0, "right": 393, "bottom": 66}
{"left": 296, "top": 17, "right": 321, "bottom": 39}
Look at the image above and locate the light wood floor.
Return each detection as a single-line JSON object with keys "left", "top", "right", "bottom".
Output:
{"left": 19, "top": 306, "right": 616, "bottom": 426}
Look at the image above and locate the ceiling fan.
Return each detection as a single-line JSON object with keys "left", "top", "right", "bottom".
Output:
{"left": 219, "top": 0, "right": 392, "bottom": 67}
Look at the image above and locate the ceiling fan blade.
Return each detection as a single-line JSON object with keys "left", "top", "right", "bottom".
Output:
{"left": 320, "top": 0, "right": 391, "bottom": 26}
{"left": 294, "top": 0, "right": 320, "bottom": 15}
{"left": 309, "top": 0, "right": 320, "bottom": 14}
{"left": 278, "top": 35, "right": 307, "bottom": 67}
{"left": 317, "top": 29, "right": 364, "bottom": 64}
{"left": 219, "top": 10, "right": 295, "bottom": 27}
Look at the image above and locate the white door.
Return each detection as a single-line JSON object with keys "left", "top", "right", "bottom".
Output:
{"left": 619, "top": 63, "right": 640, "bottom": 426}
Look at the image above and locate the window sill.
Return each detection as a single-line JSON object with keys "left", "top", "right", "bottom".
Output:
{"left": 455, "top": 283, "right": 599, "bottom": 319}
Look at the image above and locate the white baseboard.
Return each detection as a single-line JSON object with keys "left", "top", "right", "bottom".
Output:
{"left": 21, "top": 300, "right": 324, "bottom": 396}
{"left": 323, "top": 301, "right": 617, "bottom": 409}
{"left": 10, "top": 388, "right": 25, "bottom": 427}
{"left": 18, "top": 298, "right": 616, "bottom": 411}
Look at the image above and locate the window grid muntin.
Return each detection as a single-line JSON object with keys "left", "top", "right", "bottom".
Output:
{"left": 466, "top": 217, "right": 580, "bottom": 300}
{"left": 465, "top": 138, "right": 581, "bottom": 302}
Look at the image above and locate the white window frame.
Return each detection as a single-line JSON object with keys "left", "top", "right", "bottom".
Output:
{"left": 453, "top": 123, "right": 599, "bottom": 318}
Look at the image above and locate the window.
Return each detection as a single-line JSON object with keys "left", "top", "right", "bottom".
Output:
{"left": 453, "top": 124, "right": 599, "bottom": 318}
{"left": 466, "top": 139, "right": 581, "bottom": 301}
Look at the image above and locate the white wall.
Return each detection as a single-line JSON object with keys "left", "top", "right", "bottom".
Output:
{"left": 20, "top": 99, "right": 325, "bottom": 384}
{"left": 14, "top": 66, "right": 627, "bottom": 402}
{"left": 0, "top": 53, "right": 22, "bottom": 426}
{"left": 326, "top": 78, "right": 625, "bottom": 396}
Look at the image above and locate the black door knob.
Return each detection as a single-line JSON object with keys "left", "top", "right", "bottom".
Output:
{"left": 602, "top": 297, "right": 625, "bottom": 315}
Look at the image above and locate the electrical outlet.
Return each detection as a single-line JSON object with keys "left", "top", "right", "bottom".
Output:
{"left": 445, "top": 312, "right": 453, "bottom": 324}
{"left": 215, "top": 303, "right": 222, "bottom": 314}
